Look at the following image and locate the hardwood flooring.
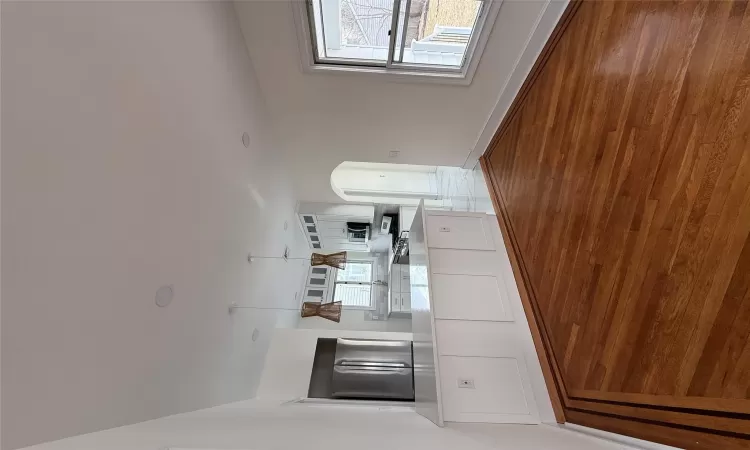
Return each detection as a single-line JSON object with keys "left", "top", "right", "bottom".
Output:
{"left": 481, "top": 1, "right": 750, "bottom": 448}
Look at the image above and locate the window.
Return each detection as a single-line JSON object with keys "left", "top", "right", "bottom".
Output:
{"left": 298, "top": 0, "right": 497, "bottom": 82}
{"left": 333, "top": 261, "right": 374, "bottom": 308}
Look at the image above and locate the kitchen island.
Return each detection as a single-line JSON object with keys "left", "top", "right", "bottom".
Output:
{"left": 409, "top": 201, "right": 554, "bottom": 426}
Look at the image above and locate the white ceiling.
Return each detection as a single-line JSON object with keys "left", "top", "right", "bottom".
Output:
{"left": 234, "top": 0, "right": 564, "bottom": 204}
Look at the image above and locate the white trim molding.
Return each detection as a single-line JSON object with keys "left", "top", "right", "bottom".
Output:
{"left": 291, "top": 0, "right": 502, "bottom": 86}
{"left": 557, "top": 423, "right": 682, "bottom": 450}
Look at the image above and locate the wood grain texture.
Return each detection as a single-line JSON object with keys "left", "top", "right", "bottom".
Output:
{"left": 482, "top": 0, "right": 750, "bottom": 447}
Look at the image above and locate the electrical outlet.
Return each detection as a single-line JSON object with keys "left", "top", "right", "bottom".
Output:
{"left": 457, "top": 379, "right": 475, "bottom": 389}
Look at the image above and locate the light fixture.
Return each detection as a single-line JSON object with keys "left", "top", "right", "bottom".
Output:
{"left": 155, "top": 285, "right": 174, "bottom": 307}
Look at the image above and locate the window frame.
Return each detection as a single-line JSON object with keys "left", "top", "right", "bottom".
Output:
{"left": 291, "top": 0, "right": 502, "bottom": 85}
{"left": 332, "top": 260, "right": 376, "bottom": 310}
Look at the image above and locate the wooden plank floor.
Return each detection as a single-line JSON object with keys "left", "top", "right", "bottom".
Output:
{"left": 482, "top": 1, "right": 750, "bottom": 448}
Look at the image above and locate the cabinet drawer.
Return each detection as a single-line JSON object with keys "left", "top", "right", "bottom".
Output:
{"left": 391, "top": 292, "right": 402, "bottom": 312}
{"left": 426, "top": 214, "right": 494, "bottom": 250}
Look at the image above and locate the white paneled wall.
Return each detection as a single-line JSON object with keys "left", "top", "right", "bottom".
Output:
{"left": 420, "top": 209, "right": 548, "bottom": 425}
{"left": 431, "top": 274, "right": 512, "bottom": 321}
{"left": 439, "top": 355, "right": 536, "bottom": 423}
{"left": 425, "top": 212, "right": 495, "bottom": 250}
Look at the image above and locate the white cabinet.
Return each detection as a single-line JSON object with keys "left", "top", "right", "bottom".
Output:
{"left": 425, "top": 212, "right": 494, "bottom": 250}
{"left": 296, "top": 202, "right": 374, "bottom": 251}
{"left": 411, "top": 204, "right": 544, "bottom": 427}
{"left": 431, "top": 273, "right": 513, "bottom": 322}
{"left": 439, "top": 355, "right": 537, "bottom": 423}
{"left": 390, "top": 263, "right": 411, "bottom": 313}
{"left": 391, "top": 292, "right": 402, "bottom": 311}
{"left": 434, "top": 319, "right": 538, "bottom": 423}
{"left": 301, "top": 266, "right": 335, "bottom": 303}
{"left": 389, "top": 265, "right": 401, "bottom": 293}
{"left": 400, "top": 266, "right": 410, "bottom": 286}
{"left": 391, "top": 292, "right": 412, "bottom": 312}
{"left": 317, "top": 220, "right": 347, "bottom": 239}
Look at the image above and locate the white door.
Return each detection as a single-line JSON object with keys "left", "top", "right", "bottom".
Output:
{"left": 435, "top": 320, "right": 540, "bottom": 424}
{"left": 390, "top": 265, "right": 402, "bottom": 293}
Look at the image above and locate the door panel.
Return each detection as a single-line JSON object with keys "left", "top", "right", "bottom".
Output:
{"left": 439, "top": 355, "right": 538, "bottom": 424}
{"left": 426, "top": 214, "right": 494, "bottom": 250}
{"left": 481, "top": 0, "right": 750, "bottom": 447}
{"left": 391, "top": 292, "right": 402, "bottom": 312}
{"left": 431, "top": 274, "right": 512, "bottom": 322}
{"left": 317, "top": 220, "right": 347, "bottom": 239}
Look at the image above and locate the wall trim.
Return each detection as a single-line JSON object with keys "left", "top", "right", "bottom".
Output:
{"left": 462, "top": 0, "right": 569, "bottom": 169}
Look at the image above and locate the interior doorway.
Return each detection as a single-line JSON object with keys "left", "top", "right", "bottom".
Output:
{"left": 330, "top": 161, "right": 493, "bottom": 213}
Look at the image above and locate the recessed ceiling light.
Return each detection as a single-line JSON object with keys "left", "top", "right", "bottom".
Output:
{"left": 155, "top": 285, "right": 173, "bottom": 307}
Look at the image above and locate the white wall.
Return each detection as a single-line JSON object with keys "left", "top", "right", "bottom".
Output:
{"left": 233, "top": 0, "right": 555, "bottom": 204}
{"left": 257, "top": 328, "right": 413, "bottom": 401}
{"left": 1, "top": 2, "right": 308, "bottom": 449}
{"left": 15, "top": 399, "right": 631, "bottom": 450}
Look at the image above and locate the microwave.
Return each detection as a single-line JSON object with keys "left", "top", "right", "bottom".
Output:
{"left": 347, "top": 222, "right": 370, "bottom": 243}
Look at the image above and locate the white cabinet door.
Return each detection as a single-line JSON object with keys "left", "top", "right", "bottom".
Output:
{"left": 438, "top": 355, "right": 539, "bottom": 424}
{"left": 400, "top": 267, "right": 410, "bottom": 292}
{"left": 435, "top": 320, "right": 539, "bottom": 424}
{"left": 390, "top": 264, "right": 401, "bottom": 293}
{"left": 307, "top": 266, "right": 332, "bottom": 287}
{"left": 303, "top": 266, "right": 334, "bottom": 303}
{"left": 391, "top": 292, "right": 402, "bottom": 312}
{"left": 401, "top": 292, "right": 411, "bottom": 312}
{"left": 431, "top": 273, "right": 513, "bottom": 322}
{"left": 317, "top": 220, "right": 347, "bottom": 239}
{"left": 426, "top": 213, "right": 494, "bottom": 250}
{"left": 302, "top": 287, "right": 328, "bottom": 303}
